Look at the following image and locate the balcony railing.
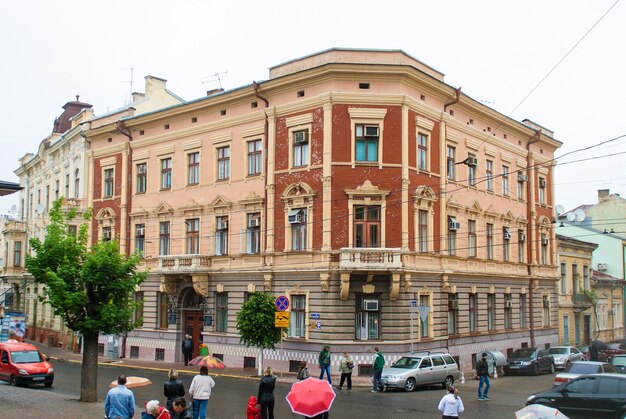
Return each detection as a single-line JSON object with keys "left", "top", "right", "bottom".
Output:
{"left": 339, "top": 247, "right": 403, "bottom": 270}
{"left": 572, "top": 293, "right": 592, "bottom": 306}
{"left": 157, "top": 255, "right": 211, "bottom": 272}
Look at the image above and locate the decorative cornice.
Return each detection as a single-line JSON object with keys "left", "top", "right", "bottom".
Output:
{"left": 415, "top": 116, "right": 435, "bottom": 131}
{"left": 156, "top": 145, "right": 175, "bottom": 156}
{"left": 348, "top": 107, "right": 388, "bottom": 120}
{"left": 182, "top": 138, "right": 202, "bottom": 151}
{"left": 99, "top": 157, "right": 116, "bottom": 167}
{"left": 241, "top": 125, "right": 265, "bottom": 138}
{"left": 211, "top": 132, "right": 232, "bottom": 144}
{"left": 285, "top": 113, "right": 313, "bottom": 128}
{"left": 133, "top": 150, "right": 150, "bottom": 161}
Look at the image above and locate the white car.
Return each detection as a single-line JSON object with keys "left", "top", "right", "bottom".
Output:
{"left": 552, "top": 361, "right": 616, "bottom": 386}
{"left": 548, "top": 346, "right": 584, "bottom": 370}
{"left": 381, "top": 352, "right": 460, "bottom": 392}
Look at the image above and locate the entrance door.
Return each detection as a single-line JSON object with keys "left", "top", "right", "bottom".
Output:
{"left": 583, "top": 315, "right": 591, "bottom": 345}
{"left": 184, "top": 311, "right": 204, "bottom": 359}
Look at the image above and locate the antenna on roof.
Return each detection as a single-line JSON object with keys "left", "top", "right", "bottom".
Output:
{"left": 201, "top": 70, "right": 229, "bottom": 90}
{"left": 121, "top": 67, "right": 134, "bottom": 104}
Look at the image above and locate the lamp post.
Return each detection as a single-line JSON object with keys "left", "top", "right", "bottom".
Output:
{"left": 199, "top": 298, "right": 212, "bottom": 326}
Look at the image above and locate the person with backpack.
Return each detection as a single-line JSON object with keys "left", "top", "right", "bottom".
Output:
{"left": 336, "top": 351, "right": 354, "bottom": 390}
{"left": 476, "top": 353, "right": 491, "bottom": 401}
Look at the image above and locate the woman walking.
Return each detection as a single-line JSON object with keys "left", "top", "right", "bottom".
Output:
{"left": 336, "top": 351, "right": 354, "bottom": 390}
{"left": 257, "top": 366, "right": 276, "bottom": 419}
{"left": 296, "top": 361, "right": 310, "bottom": 381}
{"left": 164, "top": 369, "right": 185, "bottom": 412}
{"left": 438, "top": 386, "right": 464, "bottom": 419}
{"left": 188, "top": 366, "right": 215, "bottom": 419}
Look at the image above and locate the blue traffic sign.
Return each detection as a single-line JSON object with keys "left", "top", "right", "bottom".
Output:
{"left": 275, "top": 295, "right": 290, "bottom": 311}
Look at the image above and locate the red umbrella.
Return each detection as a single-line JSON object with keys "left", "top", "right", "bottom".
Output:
{"left": 188, "top": 354, "right": 225, "bottom": 368}
{"left": 286, "top": 377, "right": 336, "bottom": 417}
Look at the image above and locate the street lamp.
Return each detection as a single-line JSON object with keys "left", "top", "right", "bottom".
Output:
{"left": 199, "top": 298, "right": 212, "bottom": 326}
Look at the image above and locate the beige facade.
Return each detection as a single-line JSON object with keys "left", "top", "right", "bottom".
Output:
{"left": 593, "top": 271, "right": 625, "bottom": 343}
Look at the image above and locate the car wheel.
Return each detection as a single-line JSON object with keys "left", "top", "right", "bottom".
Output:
{"left": 565, "top": 360, "right": 570, "bottom": 369}
{"left": 44, "top": 381, "right": 53, "bottom": 388}
{"left": 532, "top": 364, "right": 539, "bottom": 376}
{"left": 9, "top": 376, "right": 17, "bottom": 386}
{"left": 549, "top": 363, "right": 555, "bottom": 374}
{"left": 442, "top": 375, "right": 454, "bottom": 389}
{"left": 404, "top": 378, "right": 416, "bottom": 392}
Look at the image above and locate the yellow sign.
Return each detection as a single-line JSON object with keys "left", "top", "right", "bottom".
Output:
{"left": 275, "top": 311, "right": 290, "bottom": 328}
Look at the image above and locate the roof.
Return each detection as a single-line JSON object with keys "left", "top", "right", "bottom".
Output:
{"left": 0, "top": 341, "right": 40, "bottom": 351}
{"left": 52, "top": 97, "right": 93, "bottom": 134}
{"left": 556, "top": 234, "right": 598, "bottom": 249}
{"left": 0, "top": 180, "right": 21, "bottom": 196}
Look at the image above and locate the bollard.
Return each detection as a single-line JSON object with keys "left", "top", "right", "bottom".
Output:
{"left": 461, "top": 371, "right": 465, "bottom": 384}
{"left": 493, "top": 367, "right": 498, "bottom": 379}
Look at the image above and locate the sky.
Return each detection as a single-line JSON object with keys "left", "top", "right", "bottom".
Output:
{"left": 1, "top": 0, "right": 624, "bottom": 216}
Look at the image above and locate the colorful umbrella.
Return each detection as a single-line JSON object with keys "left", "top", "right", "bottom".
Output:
{"left": 188, "top": 354, "right": 225, "bottom": 368}
{"left": 516, "top": 404, "right": 569, "bottom": 419}
{"left": 286, "top": 377, "right": 336, "bottom": 417}
{"left": 109, "top": 376, "right": 152, "bottom": 389}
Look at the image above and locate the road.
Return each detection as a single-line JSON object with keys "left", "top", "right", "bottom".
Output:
{"left": 4, "top": 360, "right": 557, "bottom": 418}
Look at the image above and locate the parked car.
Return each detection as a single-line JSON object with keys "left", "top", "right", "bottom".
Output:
{"left": 381, "top": 352, "right": 461, "bottom": 392}
{"left": 576, "top": 344, "right": 608, "bottom": 362}
{"left": 0, "top": 341, "right": 54, "bottom": 387}
{"left": 553, "top": 361, "right": 616, "bottom": 386}
{"left": 548, "top": 346, "right": 585, "bottom": 370}
{"left": 527, "top": 373, "right": 626, "bottom": 418}
{"left": 504, "top": 348, "right": 555, "bottom": 376}
{"left": 610, "top": 354, "right": 626, "bottom": 373}
{"left": 604, "top": 343, "right": 626, "bottom": 360}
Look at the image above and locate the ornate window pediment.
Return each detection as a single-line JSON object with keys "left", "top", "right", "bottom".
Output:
{"left": 181, "top": 199, "right": 203, "bottom": 214}
{"left": 345, "top": 180, "right": 389, "bottom": 202}
{"left": 96, "top": 207, "right": 116, "bottom": 222}
{"left": 282, "top": 182, "right": 316, "bottom": 207}
{"left": 207, "top": 195, "right": 232, "bottom": 213}
{"left": 239, "top": 191, "right": 264, "bottom": 209}
{"left": 413, "top": 186, "right": 437, "bottom": 205}
{"left": 154, "top": 202, "right": 174, "bottom": 216}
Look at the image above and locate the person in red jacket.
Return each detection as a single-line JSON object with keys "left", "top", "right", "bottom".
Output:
{"left": 145, "top": 400, "right": 172, "bottom": 419}
{"left": 247, "top": 395, "right": 261, "bottom": 419}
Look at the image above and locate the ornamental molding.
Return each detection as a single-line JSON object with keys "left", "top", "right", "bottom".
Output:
{"left": 192, "top": 274, "right": 209, "bottom": 297}
{"left": 348, "top": 107, "right": 387, "bottom": 120}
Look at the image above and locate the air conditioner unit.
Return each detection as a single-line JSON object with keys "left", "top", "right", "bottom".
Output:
{"left": 597, "top": 262, "right": 608, "bottom": 271}
{"left": 288, "top": 214, "right": 302, "bottom": 224}
{"left": 519, "top": 232, "right": 527, "bottom": 242}
{"left": 448, "top": 218, "right": 461, "bottom": 231}
{"left": 294, "top": 131, "right": 309, "bottom": 144}
{"left": 539, "top": 179, "right": 546, "bottom": 188}
{"left": 364, "top": 125, "right": 380, "bottom": 137}
{"left": 503, "top": 228, "right": 512, "bottom": 240}
{"left": 517, "top": 173, "right": 528, "bottom": 182}
{"left": 217, "top": 220, "right": 229, "bottom": 230}
{"left": 136, "top": 227, "right": 145, "bottom": 236}
{"left": 448, "top": 300, "right": 459, "bottom": 310}
{"left": 248, "top": 218, "right": 260, "bottom": 228}
{"left": 364, "top": 300, "right": 379, "bottom": 311}
{"left": 466, "top": 156, "right": 478, "bottom": 167}
{"left": 541, "top": 238, "right": 549, "bottom": 245}
{"left": 505, "top": 300, "right": 513, "bottom": 309}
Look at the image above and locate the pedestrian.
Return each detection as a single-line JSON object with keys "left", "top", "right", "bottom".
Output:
{"left": 171, "top": 397, "right": 193, "bottom": 419}
{"left": 438, "top": 386, "right": 464, "bottom": 418}
{"left": 306, "top": 413, "right": 330, "bottom": 419}
{"left": 164, "top": 369, "right": 186, "bottom": 412}
{"left": 589, "top": 343, "right": 599, "bottom": 361}
{"left": 182, "top": 334, "right": 194, "bottom": 366}
{"left": 372, "top": 347, "right": 385, "bottom": 393}
{"left": 476, "top": 352, "right": 491, "bottom": 401}
{"left": 257, "top": 366, "right": 276, "bottom": 419}
{"left": 188, "top": 366, "right": 215, "bottom": 419}
{"left": 144, "top": 400, "right": 171, "bottom": 419}
{"left": 336, "top": 351, "right": 354, "bottom": 390}
{"left": 318, "top": 345, "right": 332, "bottom": 384}
{"left": 104, "top": 374, "right": 136, "bottom": 419}
{"left": 246, "top": 395, "right": 261, "bottom": 419}
{"left": 296, "top": 361, "right": 310, "bottom": 381}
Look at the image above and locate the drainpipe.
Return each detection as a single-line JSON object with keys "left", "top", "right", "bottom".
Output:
{"left": 444, "top": 87, "right": 462, "bottom": 112}
{"left": 253, "top": 81, "right": 269, "bottom": 268}
{"left": 526, "top": 129, "right": 541, "bottom": 348}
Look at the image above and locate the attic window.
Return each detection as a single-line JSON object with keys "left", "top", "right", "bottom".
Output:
{"left": 251, "top": 101, "right": 258, "bottom": 108}
{"left": 220, "top": 109, "right": 226, "bottom": 116}
{"left": 164, "top": 124, "right": 170, "bottom": 130}
{"left": 487, "top": 127, "right": 491, "bottom": 132}
{"left": 504, "top": 133, "right": 508, "bottom": 139}
{"left": 191, "top": 117, "right": 197, "bottom": 123}
{"left": 139, "top": 130, "right": 145, "bottom": 136}
{"left": 297, "top": 90, "right": 305, "bottom": 97}
{"left": 469, "top": 119, "right": 474, "bottom": 125}
{"left": 107, "top": 138, "right": 112, "bottom": 143}
{"left": 449, "top": 109, "right": 454, "bottom": 116}
{"left": 359, "top": 83, "right": 370, "bottom": 89}
{"left": 420, "top": 94, "right": 426, "bottom": 101}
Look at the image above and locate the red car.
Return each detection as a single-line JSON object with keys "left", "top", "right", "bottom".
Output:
{"left": 0, "top": 341, "right": 54, "bottom": 387}
{"left": 603, "top": 343, "right": 626, "bottom": 360}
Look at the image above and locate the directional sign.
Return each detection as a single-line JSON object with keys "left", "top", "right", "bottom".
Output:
{"left": 410, "top": 300, "right": 418, "bottom": 308}
{"left": 275, "top": 311, "right": 290, "bottom": 328}
{"left": 275, "top": 295, "right": 290, "bottom": 311}
{"left": 310, "top": 313, "right": 321, "bottom": 320}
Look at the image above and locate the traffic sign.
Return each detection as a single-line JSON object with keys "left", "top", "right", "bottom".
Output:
{"left": 275, "top": 295, "right": 290, "bottom": 311}
{"left": 275, "top": 311, "right": 290, "bottom": 328}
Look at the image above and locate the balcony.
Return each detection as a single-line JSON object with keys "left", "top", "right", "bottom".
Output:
{"left": 572, "top": 293, "right": 593, "bottom": 308}
{"left": 339, "top": 247, "right": 403, "bottom": 270}
{"left": 157, "top": 255, "right": 211, "bottom": 273}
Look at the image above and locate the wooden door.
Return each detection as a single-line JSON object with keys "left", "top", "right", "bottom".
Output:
{"left": 184, "top": 311, "right": 204, "bottom": 358}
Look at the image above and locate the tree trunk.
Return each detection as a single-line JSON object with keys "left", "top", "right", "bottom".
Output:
{"left": 80, "top": 332, "right": 99, "bottom": 402}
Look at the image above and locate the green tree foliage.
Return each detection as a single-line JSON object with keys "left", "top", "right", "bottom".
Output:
{"left": 236, "top": 292, "right": 280, "bottom": 350}
{"left": 25, "top": 198, "right": 147, "bottom": 401}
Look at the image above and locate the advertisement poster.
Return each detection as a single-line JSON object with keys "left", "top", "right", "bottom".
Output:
{"left": 9, "top": 313, "right": 26, "bottom": 341}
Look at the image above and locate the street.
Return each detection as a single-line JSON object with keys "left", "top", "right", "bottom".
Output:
{"left": 0, "top": 359, "right": 557, "bottom": 418}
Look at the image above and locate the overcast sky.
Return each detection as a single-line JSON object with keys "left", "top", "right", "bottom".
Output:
{"left": 1, "top": 0, "right": 624, "bottom": 216}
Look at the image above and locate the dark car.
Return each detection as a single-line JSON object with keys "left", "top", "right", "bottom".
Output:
{"left": 504, "top": 347, "right": 555, "bottom": 376}
{"left": 527, "top": 373, "right": 626, "bottom": 418}
{"left": 577, "top": 344, "right": 608, "bottom": 362}
{"left": 611, "top": 355, "right": 626, "bottom": 374}
{"left": 605, "top": 343, "right": 626, "bottom": 360}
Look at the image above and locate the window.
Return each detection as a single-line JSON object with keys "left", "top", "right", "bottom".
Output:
{"left": 542, "top": 295, "right": 550, "bottom": 326}
{"left": 290, "top": 209, "right": 307, "bottom": 251}
{"left": 354, "top": 206, "right": 380, "bottom": 248}
{"left": 74, "top": 169, "right": 80, "bottom": 198}
{"left": 520, "top": 294, "right": 527, "bottom": 328}
{"left": 486, "top": 223, "right": 494, "bottom": 259}
{"left": 518, "top": 230, "right": 525, "bottom": 262}
{"left": 161, "top": 158, "right": 172, "bottom": 190}
{"left": 158, "top": 293, "right": 169, "bottom": 329}
{"left": 133, "top": 292, "right": 144, "bottom": 327}
{"left": 46, "top": 185, "right": 50, "bottom": 211}
{"left": 135, "top": 224, "right": 145, "bottom": 256}
{"left": 104, "top": 168, "right": 114, "bottom": 198}
{"left": 486, "top": 160, "right": 493, "bottom": 191}
{"left": 517, "top": 173, "right": 524, "bottom": 199}
{"left": 248, "top": 139, "right": 262, "bottom": 176}
{"left": 539, "top": 177, "right": 546, "bottom": 204}
{"left": 13, "top": 242, "right": 21, "bottom": 267}
{"left": 245, "top": 213, "right": 261, "bottom": 254}
{"left": 583, "top": 265, "right": 590, "bottom": 290}
{"left": 289, "top": 295, "right": 306, "bottom": 338}
{"left": 467, "top": 154, "right": 477, "bottom": 186}
{"left": 188, "top": 152, "right": 200, "bottom": 185}
{"left": 215, "top": 293, "right": 228, "bottom": 332}
{"left": 503, "top": 227, "right": 510, "bottom": 261}
{"left": 293, "top": 130, "right": 309, "bottom": 167}
{"left": 68, "top": 225, "right": 77, "bottom": 236}
{"left": 419, "top": 294, "right": 429, "bottom": 337}
{"left": 469, "top": 293, "right": 477, "bottom": 333}
{"left": 65, "top": 173, "right": 70, "bottom": 197}
{"left": 186, "top": 218, "right": 200, "bottom": 254}
{"left": 356, "top": 295, "right": 380, "bottom": 340}
{"left": 487, "top": 294, "right": 495, "bottom": 331}
{"left": 355, "top": 124, "right": 379, "bottom": 162}
{"left": 418, "top": 209, "right": 428, "bottom": 253}
{"left": 102, "top": 226, "right": 112, "bottom": 242}
{"left": 136, "top": 163, "right": 147, "bottom": 193}
{"left": 217, "top": 146, "right": 230, "bottom": 180}
{"left": 215, "top": 216, "right": 229, "bottom": 255}
{"left": 560, "top": 263, "right": 567, "bottom": 294}
{"left": 446, "top": 146, "right": 455, "bottom": 180}
{"left": 447, "top": 294, "right": 458, "bottom": 335}
{"left": 468, "top": 220, "right": 477, "bottom": 257}
{"left": 55, "top": 179, "right": 59, "bottom": 200}
{"left": 447, "top": 227, "right": 456, "bottom": 256}
{"left": 572, "top": 264, "right": 579, "bottom": 293}
{"left": 504, "top": 294, "right": 512, "bottom": 329}
{"left": 159, "top": 222, "right": 170, "bottom": 256}
{"left": 417, "top": 133, "right": 428, "bottom": 171}
{"left": 502, "top": 166, "right": 509, "bottom": 195}
{"left": 540, "top": 233, "right": 548, "bottom": 264}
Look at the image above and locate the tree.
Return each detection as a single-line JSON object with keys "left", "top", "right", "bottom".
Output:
{"left": 26, "top": 199, "right": 146, "bottom": 402}
{"left": 236, "top": 292, "right": 280, "bottom": 375}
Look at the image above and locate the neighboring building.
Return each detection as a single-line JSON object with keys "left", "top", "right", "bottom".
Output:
{"left": 556, "top": 234, "right": 596, "bottom": 345}
{"left": 84, "top": 48, "right": 561, "bottom": 372}
{"left": 591, "top": 270, "right": 625, "bottom": 343}
{"left": 564, "top": 189, "right": 626, "bottom": 240}
{"left": 0, "top": 181, "right": 22, "bottom": 319}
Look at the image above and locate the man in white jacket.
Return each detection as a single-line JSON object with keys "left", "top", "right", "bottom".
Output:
{"left": 189, "top": 366, "right": 216, "bottom": 419}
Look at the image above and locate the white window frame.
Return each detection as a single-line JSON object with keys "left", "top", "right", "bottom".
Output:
{"left": 288, "top": 293, "right": 308, "bottom": 339}
{"left": 348, "top": 108, "right": 387, "bottom": 169}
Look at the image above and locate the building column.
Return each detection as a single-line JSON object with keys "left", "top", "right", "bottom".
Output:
{"left": 401, "top": 100, "right": 410, "bottom": 250}
{"left": 322, "top": 99, "right": 333, "bottom": 251}
{"left": 265, "top": 107, "right": 276, "bottom": 254}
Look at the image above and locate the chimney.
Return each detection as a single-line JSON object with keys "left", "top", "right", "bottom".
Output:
{"left": 144, "top": 75, "right": 168, "bottom": 96}
{"left": 206, "top": 88, "right": 225, "bottom": 96}
{"left": 598, "top": 189, "right": 610, "bottom": 201}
